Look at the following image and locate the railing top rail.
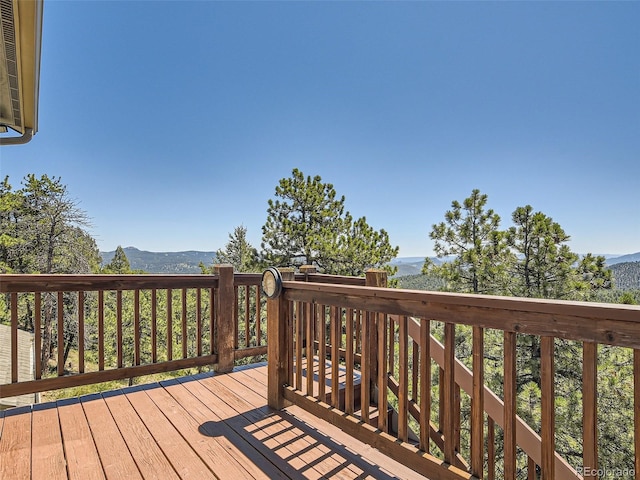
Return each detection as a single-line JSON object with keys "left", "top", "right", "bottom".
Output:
{"left": 230, "top": 273, "right": 263, "bottom": 286}
{"left": 0, "top": 273, "right": 226, "bottom": 292}
{"left": 282, "top": 280, "right": 640, "bottom": 348}
{"left": 302, "top": 273, "right": 367, "bottom": 286}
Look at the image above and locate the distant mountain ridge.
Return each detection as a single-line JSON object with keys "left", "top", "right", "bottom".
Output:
{"left": 100, "top": 248, "right": 639, "bottom": 286}
{"left": 100, "top": 247, "right": 216, "bottom": 274}
{"left": 606, "top": 252, "right": 640, "bottom": 266}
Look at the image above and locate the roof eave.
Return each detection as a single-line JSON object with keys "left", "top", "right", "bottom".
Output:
{"left": 0, "top": 0, "right": 44, "bottom": 146}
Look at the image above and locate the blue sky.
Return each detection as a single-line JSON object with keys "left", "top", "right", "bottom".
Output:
{"left": 2, "top": 1, "right": 638, "bottom": 258}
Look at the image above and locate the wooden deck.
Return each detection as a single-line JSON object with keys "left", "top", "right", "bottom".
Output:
{"left": 0, "top": 363, "right": 428, "bottom": 480}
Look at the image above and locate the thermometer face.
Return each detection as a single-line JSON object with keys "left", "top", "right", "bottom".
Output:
{"left": 261, "top": 268, "right": 282, "bottom": 299}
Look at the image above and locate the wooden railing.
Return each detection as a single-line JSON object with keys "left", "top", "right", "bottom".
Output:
{"left": 267, "top": 268, "right": 640, "bottom": 480}
{"left": 4, "top": 267, "right": 640, "bottom": 479}
{"left": 0, "top": 265, "right": 267, "bottom": 398}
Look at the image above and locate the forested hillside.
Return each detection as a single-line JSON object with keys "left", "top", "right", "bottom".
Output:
{"left": 610, "top": 261, "right": 640, "bottom": 291}
{"left": 100, "top": 247, "right": 216, "bottom": 274}
{"left": 399, "top": 261, "right": 640, "bottom": 294}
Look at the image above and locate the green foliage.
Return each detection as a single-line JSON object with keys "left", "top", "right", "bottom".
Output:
{"left": 396, "top": 273, "right": 446, "bottom": 291}
{"left": 1, "top": 174, "right": 101, "bottom": 368}
{"left": 102, "top": 245, "right": 132, "bottom": 273}
{"left": 205, "top": 225, "right": 260, "bottom": 273}
{"left": 508, "top": 206, "right": 578, "bottom": 299}
{"left": 261, "top": 168, "right": 398, "bottom": 276}
{"left": 618, "top": 291, "right": 639, "bottom": 305}
{"left": 574, "top": 253, "right": 612, "bottom": 300}
{"left": 427, "top": 191, "right": 615, "bottom": 301}
{"left": 329, "top": 214, "right": 399, "bottom": 277}
{"left": 261, "top": 168, "right": 345, "bottom": 268}
{"left": 428, "top": 189, "right": 511, "bottom": 294}
{"left": 0, "top": 174, "right": 99, "bottom": 275}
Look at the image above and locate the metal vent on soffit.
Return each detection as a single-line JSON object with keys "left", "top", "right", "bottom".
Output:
{"left": 0, "top": 0, "right": 22, "bottom": 133}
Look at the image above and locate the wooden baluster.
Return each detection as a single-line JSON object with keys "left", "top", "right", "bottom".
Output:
{"left": 438, "top": 365, "right": 445, "bottom": 443}
{"left": 181, "top": 288, "right": 187, "bottom": 358}
{"left": 541, "top": 336, "right": 555, "bottom": 479}
{"left": 504, "top": 331, "right": 517, "bottom": 480}
{"left": 58, "top": 291, "right": 65, "bottom": 375}
{"left": 412, "top": 338, "right": 419, "bottom": 403}
{"left": 284, "top": 276, "right": 295, "bottom": 388}
{"left": 345, "top": 308, "right": 354, "bottom": 414}
{"left": 245, "top": 285, "right": 251, "bottom": 348}
{"left": 389, "top": 315, "right": 395, "bottom": 377}
{"left": 10, "top": 292, "right": 18, "bottom": 382}
{"left": 355, "top": 308, "right": 362, "bottom": 354}
{"left": 419, "top": 318, "right": 430, "bottom": 453}
{"left": 116, "top": 290, "right": 123, "bottom": 368}
{"left": 209, "top": 287, "right": 214, "bottom": 355}
{"left": 634, "top": 349, "right": 640, "bottom": 478}
{"left": 306, "top": 302, "right": 314, "bottom": 397}
{"left": 487, "top": 416, "right": 495, "bottom": 480}
{"left": 398, "top": 315, "right": 409, "bottom": 442}
{"left": 98, "top": 290, "right": 104, "bottom": 370}
{"left": 166, "top": 288, "right": 172, "bottom": 362}
{"left": 583, "top": 342, "right": 597, "bottom": 478}
{"left": 234, "top": 285, "right": 239, "bottom": 350}
{"left": 443, "top": 322, "right": 455, "bottom": 463}
{"left": 331, "top": 306, "right": 341, "bottom": 408}
{"left": 296, "top": 301, "right": 303, "bottom": 391}
{"left": 454, "top": 384, "right": 461, "bottom": 453}
{"left": 78, "top": 292, "right": 85, "bottom": 373}
{"left": 471, "top": 325, "right": 485, "bottom": 478}
{"left": 135, "top": 290, "right": 141, "bottom": 365}
{"left": 255, "top": 285, "right": 261, "bottom": 346}
{"left": 196, "top": 288, "right": 202, "bottom": 357}
{"left": 318, "top": 305, "right": 326, "bottom": 400}
{"left": 378, "top": 312, "right": 389, "bottom": 432}
{"left": 35, "top": 292, "right": 42, "bottom": 379}
{"left": 527, "top": 457, "right": 536, "bottom": 480}
{"left": 151, "top": 289, "right": 157, "bottom": 362}
{"left": 361, "top": 310, "right": 371, "bottom": 424}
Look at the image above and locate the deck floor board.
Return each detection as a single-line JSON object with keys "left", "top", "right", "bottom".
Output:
{"left": 56, "top": 397, "right": 105, "bottom": 480}
{"left": 81, "top": 393, "right": 143, "bottom": 480}
{"left": 124, "top": 384, "right": 216, "bottom": 479}
{"left": 0, "top": 406, "right": 31, "bottom": 480}
{"left": 102, "top": 389, "right": 180, "bottom": 479}
{"left": 31, "top": 404, "right": 67, "bottom": 479}
{"left": 0, "top": 363, "right": 429, "bottom": 479}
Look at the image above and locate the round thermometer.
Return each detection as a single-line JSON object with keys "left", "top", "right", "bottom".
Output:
{"left": 261, "top": 267, "right": 283, "bottom": 299}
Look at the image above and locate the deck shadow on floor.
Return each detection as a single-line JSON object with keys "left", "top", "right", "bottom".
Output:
{"left": 198, "top": 406, "right": 406, "bottom": 480}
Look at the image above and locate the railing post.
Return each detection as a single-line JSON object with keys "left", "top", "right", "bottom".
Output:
{"left": 215, "top": 264, "right": 235, "bottom": 373}
{"left": 268, "top": 268, "right": 295, "bottom": 409}
{"left": 365, "top": 268, "right": 387, "bottom": 288}
{"left": 365, "top": 269, "right": 387, "bottom": 411}
{"left": 299, "top": 265, "right": 316, "bottom": 280}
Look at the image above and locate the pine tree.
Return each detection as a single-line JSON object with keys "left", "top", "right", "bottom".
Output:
{"left": 211, "top": 225, "right": 259, "bottom": 273}
{"left": 261, "top": 168, "right": 398, "bottom": 275}
{"left": 427, "top": 189, "right": 510, "bottom": 294}
{"left": 104, "top": 246, "right": 132, "bottom": 273}
{"left": 507, "top": 206, "right": 577, "bottom": 299}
